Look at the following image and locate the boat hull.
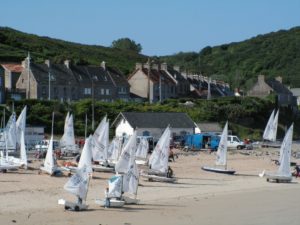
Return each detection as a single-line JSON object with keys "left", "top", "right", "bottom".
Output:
{"left": 58, "top": 199, "right": 88, "bottom": 211}
{"left": 141, "top": 173, "right": 177, "bottom": 183}
{"left": 265, "top": 173, "right": 292, "bottom": 183}
{"left": 122, "top": 195, "right": 140, "bottom": 204}
{"left": 95, "top": 198, "right": 125, "bottom": 208}
{"left": 92, "top": 165, "right": 114, "bottom": 172}
{"left": 201, "top": 166, "right": 236, "bottom": 175}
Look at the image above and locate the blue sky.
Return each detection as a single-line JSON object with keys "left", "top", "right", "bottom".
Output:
{"left": 1, "top": 0, "right": 299, "bottom": 56}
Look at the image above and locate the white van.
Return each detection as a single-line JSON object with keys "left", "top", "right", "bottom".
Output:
{"left": 227, "top": 135, "right": 245, "bottom": 149}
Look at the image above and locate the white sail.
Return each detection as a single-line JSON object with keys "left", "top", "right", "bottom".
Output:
{"left": 135, "top": 138, "right": 148, "bottom": 160}
{"left": 123, "top": 160, "right": 139, "bottom": 195}
{"left": 92, "top": 120, "right": 109, "bottom": 162}
{"left": 263, "top": 109, "right": 279, "bottom": 141}
{"left": 64, "top": 165, "right": 90, "bottom": 200}
{"left": 108, "top": 175, "right": 123, "bottom": 198}
{"left": 78, "top": 136, "right": 93, "bottom": 173}
{"left": 115, "top": 131, "right": 137, "bottom": 173}
{"left": 91, "top": 116, "right": 108, "bottom": 161}
{"left": 16, "top": 106, "right": 27, "bottom": 146}
{"left": 277, "top": 124, "right": 293, "bottom": 177}
{"left": 60, "top": 114, "right": 76, "bottom": 150}
{"left": 42, "top": 136, "right": 56, "bottom": 174}
{"left": 270, "top": 109, "right": 279, "bottom": 142}
{"left": 64, "top": 112, "right": 70, "bottom": 133}
{"left": 0, "top": 113, "right": 17, "bottom": 150}
{"left": 19, "top": 130, "right": 27, "bottom": 168}
{"left": 216, "top": 122, "right": 228, "bottom": 167}
{"left": 108, "top": 137, "right": 122, "bottom": 162}
{"left": 149, "top": 126, "right": 171, "bottom": 173}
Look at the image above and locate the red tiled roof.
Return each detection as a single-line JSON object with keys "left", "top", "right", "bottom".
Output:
{"left": 1, "top": 64, "right": 23, "bottom": 73}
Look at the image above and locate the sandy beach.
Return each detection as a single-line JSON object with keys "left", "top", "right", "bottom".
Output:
{"left": 1, "top": 147, "right": 300, "bottom": 225}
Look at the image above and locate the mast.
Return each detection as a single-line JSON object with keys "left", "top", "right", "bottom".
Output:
{"left": 85, "top": 112, "right": 87, "bottom": 140}
{"left": 51, "top": 112, "right": 54, "bottom": 137}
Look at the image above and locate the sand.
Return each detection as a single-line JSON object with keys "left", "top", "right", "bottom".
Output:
{"left": 1, "top": 147, "right": 300, "bottom": 225}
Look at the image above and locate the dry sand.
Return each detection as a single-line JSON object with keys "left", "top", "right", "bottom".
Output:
{"left": 1, "top": 147, "right": 300, "bottom": 225}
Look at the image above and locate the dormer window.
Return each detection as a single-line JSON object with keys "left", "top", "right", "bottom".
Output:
{"left": 104, "top": 75, "right": 108, "bottom": 81}
{"left": 78, "top": 75, "right": 82, "bottom": 81}
{"left": 93, "top": 75, "right": 98, "bottom": 81}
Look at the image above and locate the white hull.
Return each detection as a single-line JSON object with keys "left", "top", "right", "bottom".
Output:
{"left": 95, "top": 198, "right": 125, "bottom": 208}
{"left": 40, "top": 166, "right": 60, "bottom": 176}
{"left": 122, "top": 195, "right": 140, "bottom": 204}
{"left": 135, "top": 159, "right": 147, "bottom": 165}
{"left": 0, "top": 164, "right": 19, "bottom": 171}
{"left": 58, "top": 199, "right": 88, "bottom": 211}
{"left": 201, "top": 166, "right": 236, "bottom": 175}
{"left": 92, "top": 165, "right": 114, "bottom": 172}
{"left": 148, "top": 169, "right": 167, "bottom": 177}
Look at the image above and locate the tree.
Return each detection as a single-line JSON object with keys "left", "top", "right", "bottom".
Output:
{"left": 111, "top": 38, "right": 142, "bottom": 53}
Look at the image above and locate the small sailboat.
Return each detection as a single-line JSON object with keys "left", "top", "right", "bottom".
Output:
{"left": 141, "top": 126, "right": 177, "bottom": 182}
{"left": 60, "top": 113, "right": 79, "bottom": 156}
{"left": 107, "top": 137, "right": 122, "bottom": 165}
{"left": 263, "top": 124, "right": 293, "bottom": 183}
{"left": 202, "top": 122, "right": 236, "bottom": 175}
{"left": 121, "top": 160, "right": 140, "bottom": 204}
{"left": 135, "top": 137, "right": 149, "bottom": 165}
{"left": 63, "top": 135, "right": 93, "bottom": 174}
{"left": 91, "top": 117, "right": 114, "bottom": 172}
{"left": 7, "top": 130, "right": 28, "bottom": 168}
{"left": 40, "top": 113, "right": 61, "bottom": 176}
{"left": 58, "top": 165, "right": 91, "bottom": 211}
{"left": 262, "top": 109, "right": 280, "bottom": 147}
{"left": 115, "top": 131, "right": 137, "bottom": 174}
{"left": 0, "top": 128, "right": 19, "bottom": 172}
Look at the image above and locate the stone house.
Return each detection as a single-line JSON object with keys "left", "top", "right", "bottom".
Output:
{"left": 16, "top": 57, "right": 130, "bottom": 102}
{"left": 128, "top": 62, "right": 189, "bottom": 103}
{"left": 247, "top": 75, "right": 296, "bottom": 107}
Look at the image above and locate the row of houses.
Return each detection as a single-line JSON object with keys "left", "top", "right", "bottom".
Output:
{"left": 0, "top": 56, "right": 298, "bottom": 109}
{"left": 0, "top": 56, "right": 231, "bottom": 103}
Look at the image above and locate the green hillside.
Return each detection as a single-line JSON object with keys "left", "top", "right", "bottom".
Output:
{"left": 160, "top": 27, "right": 300, "bottom": 90}
{"left": 0, "top": 27, "right": 146, "bottom": 75}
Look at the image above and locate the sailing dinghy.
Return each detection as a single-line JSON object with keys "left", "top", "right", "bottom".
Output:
{"left": 202, "top": 122, "right": 236, "bottom": 175}
{"left": 91, "top": 117, "right": 114, "bottom": 172}
{"left": 261, "top": 124, "right": 293, "bottom": 183}
{"left": 135, "top": 137, "right": 149, "bottom": 165}
{"left": 58, "top": 165, "right": 91, "bottom": 211}
{"left": 262, "top": 109, "right": 280, "bottom": 148}
{"left": 141, "top": 126, "right": 177, "bottom": 182}
{"left": 95, "top": 174, "right": 125, "bottom": 208}
{"left": 60, "top": 113, "right": 79, "bottom": 156}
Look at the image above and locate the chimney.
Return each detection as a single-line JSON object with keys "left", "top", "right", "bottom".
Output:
{"left": 152, "top": 64, "right": 159, "bottom": 70}
{"left": 161, "top": 62, "right": 168, "bottom": 71}
{"left": 135, "top": 62, "right": 143, "bottom": 70}
{"left": 101, "top": 61, "right": 106, "bottom": 70}
{"left": 173, "top": 65, "right": 180, "bottom": 72}
{"left": 45, "top": 59, "right": 50, "bottom": 67}
{"left": 258, "top": 74, "right": 265, "bottom": 83}
{"left": 275, "top": 76, "right": 282, "bottom": 83}
{"left": 64, "top": 59, "right": 70, "bottom": 69}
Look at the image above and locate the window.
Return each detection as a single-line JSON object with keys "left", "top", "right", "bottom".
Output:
{"left": 106, "top": 89, "right": 110, "bottom": 95}
{"left": 118, "top": 87, "right": 127, "bottom": 94}
{"left": 93, "top": 75, "right": 98, "bottom": 81}
{"left": 84, "top": 88, "right": 91, "bottom": 95}
{"left": 104, "top": 75, "right": 108, "bottom": 81}
{"left": 42, "top": 86, "right": 46, "bottom": 95}
{"left": 101, "top": 88, "right": 104, "bottom": 95}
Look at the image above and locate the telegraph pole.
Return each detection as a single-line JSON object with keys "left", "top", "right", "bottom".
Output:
{"left": 147, "top": 58, "right": 151, "bottom": 103}
{"left": 27, "top": 52, "right": 31, "bottom": 99}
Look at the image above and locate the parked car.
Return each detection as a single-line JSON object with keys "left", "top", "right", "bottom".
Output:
{"left": 226, "top": 135, "right": 246, "bottom": 149}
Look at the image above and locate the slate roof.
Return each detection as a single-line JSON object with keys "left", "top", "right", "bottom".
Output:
{"left": 139, "top": 68, "right": 176, "bottom": 85}
{"left": 197, "top": 122, "right": 222, "bottom": 133}
{"left": 30, "top": 63, "right": 76, "bottom": 85}
{"left": 266, "top": 78, "right": 292, "bottom": 95}
{"left": 107, "top": 67, "right": 129, "bottom": 86}
{"left": 112, "top": 112, "right": 196, "bottom": 129}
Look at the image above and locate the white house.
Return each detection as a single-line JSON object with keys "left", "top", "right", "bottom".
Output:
{"left": 111, "top": 112, "right": 196, "bottom": 142}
